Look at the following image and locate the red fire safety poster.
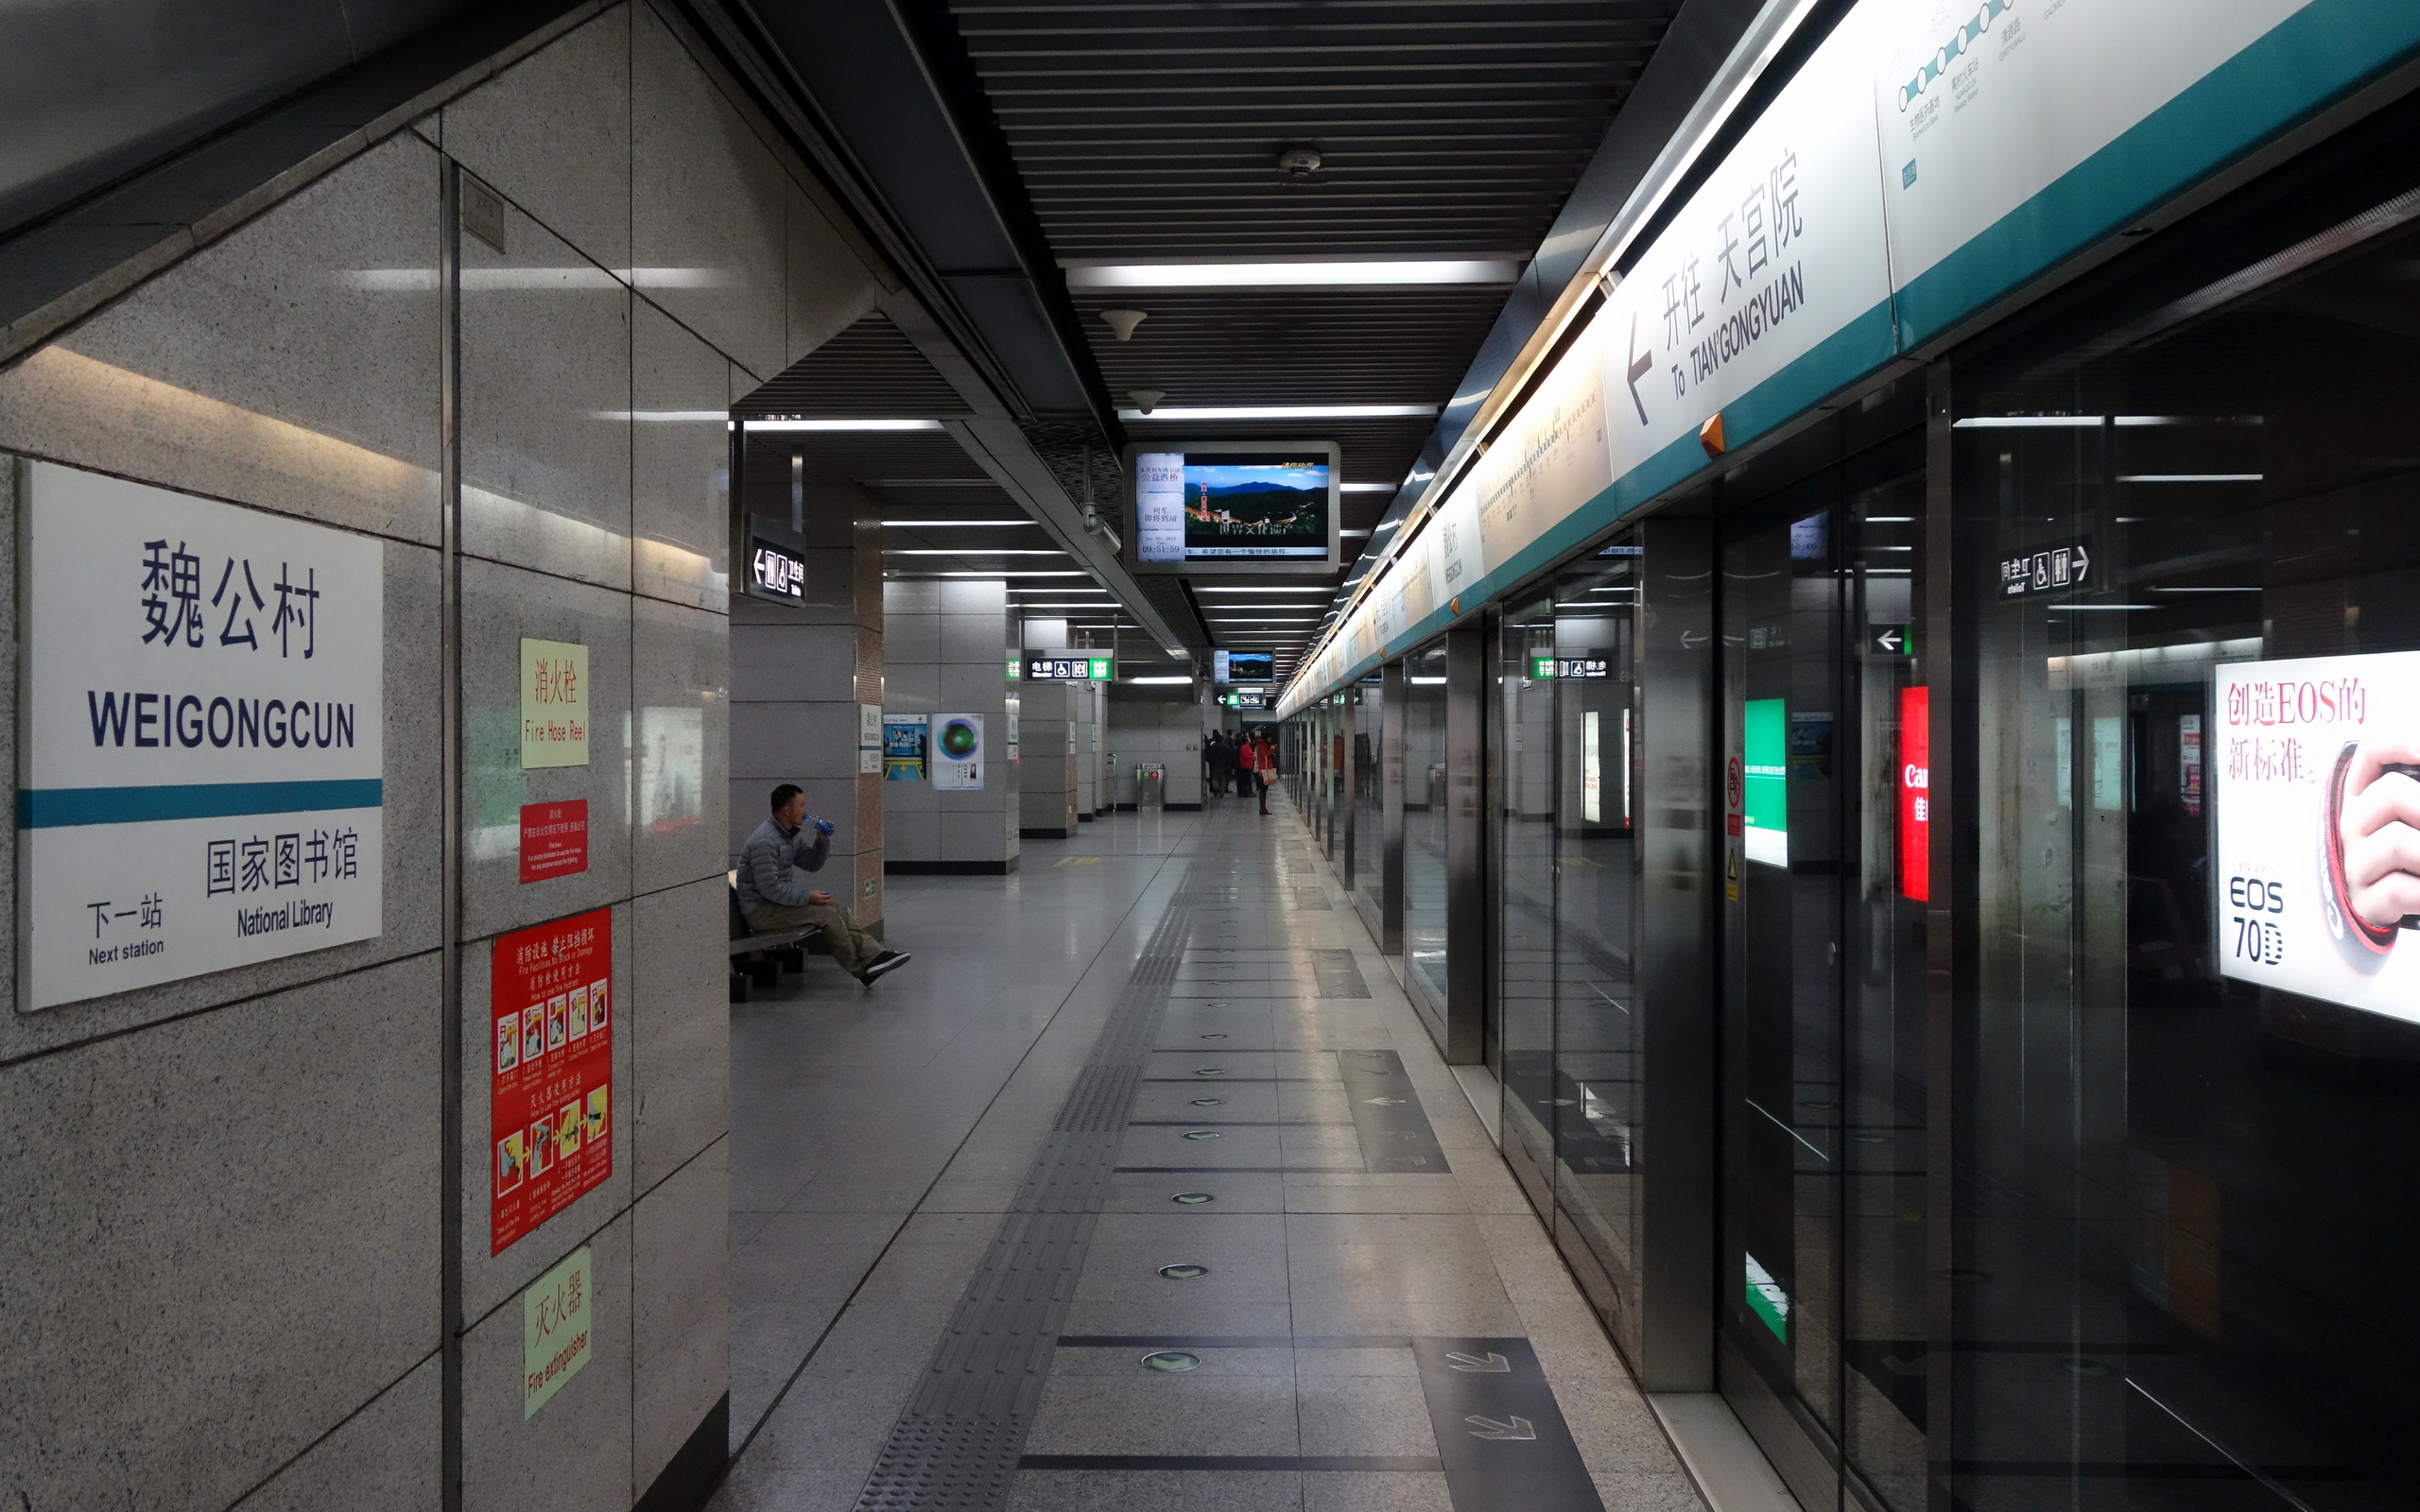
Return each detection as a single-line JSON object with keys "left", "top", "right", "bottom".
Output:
{"left": 492, "top": 907, "right": 613, "bottom": 1254}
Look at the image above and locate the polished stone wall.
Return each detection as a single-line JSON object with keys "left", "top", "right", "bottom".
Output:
{"left": 880, "top": 578, "right": 1021, "bottom": 871}
{"left": 0, "top": 4, "right": 884, "bottom": 1507}
{"left": 1105, "top": 691, "right": 1208, "bottom": 810}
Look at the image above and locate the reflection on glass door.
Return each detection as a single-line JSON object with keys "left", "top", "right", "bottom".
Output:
{"left": 1720, "top": 435, "right": 1928, "bottom": 1512}
{"left": 1402, "top": 641, "right": 1451, "bottom": 1027}
{"left": 1498, "top": 591, "right": 1558, "bottom": 1216}
{"left": 1551, "top": 548, "right": 1642, "bottom": 1328}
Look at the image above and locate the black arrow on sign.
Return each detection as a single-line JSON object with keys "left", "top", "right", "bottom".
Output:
{"left": 1625, "top": 312, "right": 1653, "bottom": 424}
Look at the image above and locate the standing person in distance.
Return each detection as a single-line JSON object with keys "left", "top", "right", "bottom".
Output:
{"left": 1254, "top": 730, "right": 1278, "bottom": 815}
{"left": 737, "top": 783, "right": 911, "bottom": 986}
{"left": 1209, "top": 730, "right": 1236, "bottom": 798}
{"left": 1239, "top": 729, "right": 1270, "bottom": 815}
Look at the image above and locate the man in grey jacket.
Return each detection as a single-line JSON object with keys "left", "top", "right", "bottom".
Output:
{"left": 737, "top": 783, "right": 910, "bottom": 985}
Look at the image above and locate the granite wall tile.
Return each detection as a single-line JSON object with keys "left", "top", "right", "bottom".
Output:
{"left": 441, "top": 7, "right": 632, "bottom": 273}
{"left": 460, "top": 1212, "right": 634, "bottom": 1512}
{"left": 460, "top": 558, "right": 634, "bottom": 941}
{"left": 631, "top": 300, "right": 732, "bottom": 613}
{"left": 631, "top": 877, "right": 728, "bottom": 1191}
{"left": 0, "top": 134, "right": 444, "bottom": 547}
{"left": 632, "top": 1140, "right": 730, "bottom": 1495}
{"left": 234, "top": 1355, "right": 441, "bottom": 1512}
{"left": 459, "top": 198, "right": 632, "bottom": 592}
{"left": 631, "top": 3, "right": 786, "bottom": 381}
{"left": 0, "top": 955, "right": 441, "bottom": 1511}
{"left": 633, "top": 594, "right": 729, "bottom": 896}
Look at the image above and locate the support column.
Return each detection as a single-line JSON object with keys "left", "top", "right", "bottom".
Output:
{"left": 729, "top": 473, "right": 885, "bottom": 926}
{"left": 879, "top": 579, "right": 1020, "bottom": 873}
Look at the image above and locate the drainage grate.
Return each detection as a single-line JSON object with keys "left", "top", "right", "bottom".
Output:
{"left": 851, "top": 872, "right": 1196, "bottom": 1510}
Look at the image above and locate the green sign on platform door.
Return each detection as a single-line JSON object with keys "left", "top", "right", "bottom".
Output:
{"left": 1743, "top": 698, "right": 1788, "bottom": 868}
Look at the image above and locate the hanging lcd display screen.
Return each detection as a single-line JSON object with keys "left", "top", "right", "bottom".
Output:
{"left": 1127, "top": 440, "right": 1340, "bottom": 575}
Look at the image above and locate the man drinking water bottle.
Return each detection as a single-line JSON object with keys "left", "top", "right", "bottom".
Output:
{"left": 737, "top": 783, "right": 910, "bottom": 986}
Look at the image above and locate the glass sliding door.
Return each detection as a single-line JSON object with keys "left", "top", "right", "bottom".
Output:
{"left": 1354, "top": 681, "right": 1382, "bottom": 926}
{"left": 1719, "top": 429, "right": 1929, "bottom": 1512}
{"left": 1551, "top": 546, "right": 1644, "bottom": 1330}
{"left": 1948, "top": 171, "right": 2420, "bottom": 1509}
{"left": 1497, "top": 592, "right": 1559, "bottom": 1215}
{"left": 1402, "top": 640, "right": 1451, "bottom": 1027}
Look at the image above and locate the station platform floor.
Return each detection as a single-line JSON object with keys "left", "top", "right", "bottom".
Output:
{"left": 708, "top": 789, "right": 1705, "bottom": 1512}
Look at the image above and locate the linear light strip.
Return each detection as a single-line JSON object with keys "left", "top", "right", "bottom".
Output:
{"left": 1065, "top": 260, "right": 1523, "bottom": 289}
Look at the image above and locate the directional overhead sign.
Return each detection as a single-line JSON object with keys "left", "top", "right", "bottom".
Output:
{"left": 1870, "top": 623, "right": 1912, "bottom": 657}
{"left": 1995, "top": 540, "right": 2092, "bottom": 597}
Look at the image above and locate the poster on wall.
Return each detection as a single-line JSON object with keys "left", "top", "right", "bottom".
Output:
{"left": 2214, "top": 653, "right": 2420, "bottom": 1024}
{"left": 883, "top": 713, "right": 927, "bottom": 781}
{"left": 931, "top": 713, "right": 984, "bottom": 790}
{"left": 492, "top": 907, "right": 613, "bottom": 1254}
{"left": 20, "top": 461, "right": 385, "bottom": 1010}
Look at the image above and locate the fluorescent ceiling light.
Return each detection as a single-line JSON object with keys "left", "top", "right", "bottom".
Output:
{"left": 744, "top": 419, "right": 942, "bottom": 432}
{"left": 599, "top": 410, "right": 726, "bottom": 422}
{"left": 1195, "top": 586, "right": 1339, "bottom": 594}
{"left": 1117, "top": 404, "right": 1439, "bottom": 421}
{"left": 1951, "top": 415, "right": 2248, "bottom": 430}
{"left": 2044, "top": 603, "right": 2155, "bottom": 610}
{"left": 352, "top": 267, "right": 730, "bottom": 291}
{"left": 884, "top": 549, "right": 1063, "bottom": 556}
{"left": 2151, "top": 586, "right": 2261, "bottom": 593}
{"left": 883, "top": 519, "right": 1037, "bottom": 526}
{"left": 1340, "top": 483, "right": 1393, "bottom": 493}
{"left": 1866, "top": 515, "right": 1914, "bottom": 523}
{"left": 1340, "top": 529, "right": 1372, "bottom": 539}
{"left": 1125, "top": 675, "right": 1196, "bottom": 684}
{"left": 1065, "top": 260, "right": 1522, "bottom": 289}
{"left": 920, "top": 570, "right": 1088, "bottom": 577}
{"left": 2117, "top": 473, "right": 2263, "bottom": 483}
{"left": 1409, "top": 676, "right": 1447, "bottom": 684}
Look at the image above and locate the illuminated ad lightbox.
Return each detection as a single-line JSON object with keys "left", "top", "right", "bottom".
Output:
{"left": 2214, "top": 651, "right": 2420, "bottom": 1024}
{"left": 1127, "top": 440, "right": 1340, "bottom": 575}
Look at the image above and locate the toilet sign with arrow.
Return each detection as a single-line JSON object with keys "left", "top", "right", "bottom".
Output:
{"left": 1996, "top": 539, "right": 2093, "bottom": 598}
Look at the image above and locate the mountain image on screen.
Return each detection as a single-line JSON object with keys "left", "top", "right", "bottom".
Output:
{"left": 1182, "top": 463, "right": 1325, "bottom": 548}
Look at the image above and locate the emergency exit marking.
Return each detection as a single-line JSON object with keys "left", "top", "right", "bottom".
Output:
{"left": 520, "top": 639, "right": 589, "bottom": 768}
{"left": 523, "top": 1246, "right": 592, "bottom": 1418}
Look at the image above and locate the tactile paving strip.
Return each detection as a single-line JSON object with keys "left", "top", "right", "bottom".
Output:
{"left": 850, "top": 866, "right": 1202, "bottom": 1510}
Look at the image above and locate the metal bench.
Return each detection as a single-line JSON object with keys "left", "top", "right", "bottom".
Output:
{"left": 728, "top": 871, "right": 822, "bottom": 1002}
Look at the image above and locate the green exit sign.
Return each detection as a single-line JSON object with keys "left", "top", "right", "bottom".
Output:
{"left": 1088, "top": 657, "right": 1113, "bottom": 680}
{"left": 1529, "top": 655, "right": 1556, "bottom": 679}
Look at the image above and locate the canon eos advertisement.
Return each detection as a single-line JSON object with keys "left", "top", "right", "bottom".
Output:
{"left": 2215, "top": 651, "right": 2420, "bottom": 1022}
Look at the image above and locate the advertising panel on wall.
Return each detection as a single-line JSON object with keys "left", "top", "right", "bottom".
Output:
{"left": 932, "top": 713, "right": 984, "bottom": 790}
{"left": 492, "top": 907, "right": 613, "bottom": 1254}
{"left": 884, "top": 713, "right": 927, "bottom": 781}
{"left": 20, "top": 461, "right": 385, "bottom": 1010}
{"left": 2214, "top": 652, "right": 2420, "bottom": 1023}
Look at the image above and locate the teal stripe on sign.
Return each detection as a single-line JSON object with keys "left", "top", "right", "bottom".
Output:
{"left": 1895, "top": 0, "right": 2420, "bottom": 348}
{"left": 19, "top": 779, "right": 384, "bottom": 829}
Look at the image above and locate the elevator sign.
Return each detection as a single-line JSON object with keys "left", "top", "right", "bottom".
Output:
{"left": 20, "top": 461, "right": 385, "bottom": 1010}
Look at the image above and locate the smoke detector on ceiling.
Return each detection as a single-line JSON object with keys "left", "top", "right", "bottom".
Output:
{"left": 1128, "top": 389, "right": 1166, "bottom": 414}
{"left": 1101, "top": 309, "right": 1148, "bottom": 342}
{"left": 1274, "top": 146, "right": 1323, "bottom": 180}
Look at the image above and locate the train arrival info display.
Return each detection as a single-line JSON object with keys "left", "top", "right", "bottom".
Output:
{"left": 2215, "top": 652, "right": 2420, "bottom": 1025}
{"left": 21, "top": 461, "right": 384, "bottom": 1010}
{"left": 492, "top": 908, "right": 613, "bottom": 1253}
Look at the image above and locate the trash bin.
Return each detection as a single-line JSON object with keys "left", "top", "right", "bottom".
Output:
{"left": 1136, "top": 763, "right": 1165, "bottom": 808}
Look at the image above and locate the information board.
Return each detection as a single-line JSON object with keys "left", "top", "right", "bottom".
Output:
{"left": 492, "top": 908, "right": 613, "bottom": 1254}
{"left": 21, "top": 461, "right": 384, "bottom": 1010}
{"left": 2214, "top": 652, "right": 2420, "bottom": 1023}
